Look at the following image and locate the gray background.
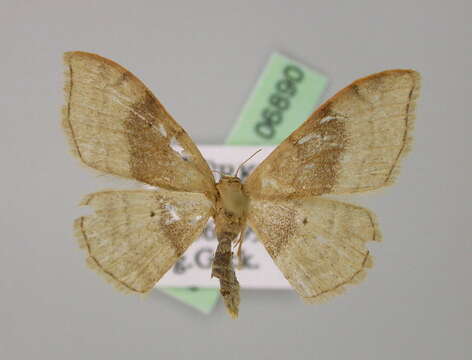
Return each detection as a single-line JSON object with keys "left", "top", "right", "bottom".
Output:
{"left": 1, "top": 1, "right": 470, "bottom": 359}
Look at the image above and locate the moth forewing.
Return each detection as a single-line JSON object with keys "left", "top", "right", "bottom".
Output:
{"left": 62, "top": 51, "right": 215, "bottom": 194}
{"left": 244, "top": 70, "right": 420, "bottom": 199}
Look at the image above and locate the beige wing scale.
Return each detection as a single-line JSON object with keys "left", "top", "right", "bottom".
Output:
{"left": 62, "top": 51, "right": 214, "bottom": 194}
{"left": 245, "top": 70, "right": 421, "bottom": 199}
{"left": 75, "top": 189, "right": 212, "bottom": 293}
{"left": 247, "top": 197, "right": 381, "bottom": 303}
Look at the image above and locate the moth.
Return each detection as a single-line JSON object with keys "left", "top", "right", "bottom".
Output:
{"left": 62, "top": 51, "right": 420, "bottom": 318}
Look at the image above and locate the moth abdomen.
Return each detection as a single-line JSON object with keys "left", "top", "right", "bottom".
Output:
{"left": 211, "top": 230, "right": 240, "bottom": 319}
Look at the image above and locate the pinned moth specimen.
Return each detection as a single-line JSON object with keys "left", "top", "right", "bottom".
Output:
{"left": 62, "top": 51, "right": 420, "bottom": 318}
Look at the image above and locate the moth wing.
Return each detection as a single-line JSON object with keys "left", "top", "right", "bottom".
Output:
{"left": 62, "top": 51, "right": 214, "bottom": 194}
{"left": 75, "top": 189, "right": 212, "bottom": 293}
{"left": 245, "top": 70, "right": 420, "bottom": 199}
{"left": 247, "top": 197, "right": 380, "bottom": 302}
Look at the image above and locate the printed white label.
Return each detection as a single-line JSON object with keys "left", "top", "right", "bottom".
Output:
{"left": 157, "top": 145, "right": 292, "bottom": 289}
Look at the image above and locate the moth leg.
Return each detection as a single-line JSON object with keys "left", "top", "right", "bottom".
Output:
{"left": 232, "top": 227, "right": 246, "bottom": 270}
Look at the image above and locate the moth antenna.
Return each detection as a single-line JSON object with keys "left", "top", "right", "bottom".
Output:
{"left": 234, "top": 149, "right": 262, "bottom": 177}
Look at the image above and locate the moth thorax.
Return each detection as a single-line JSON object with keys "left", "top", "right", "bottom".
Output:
{"left": 216, "top": 176, "right": 248, "bottom": 219}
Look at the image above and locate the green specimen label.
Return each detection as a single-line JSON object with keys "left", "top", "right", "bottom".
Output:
{"left": 226, "top": 53, "right": 327, "bottom": 145}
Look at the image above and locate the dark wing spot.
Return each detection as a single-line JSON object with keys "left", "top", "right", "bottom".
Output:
{"left": 150, "top": 211, "right": 156, "bottom": 217}
{"left": 303, "top": 218, "right": 308, "bottom": 225}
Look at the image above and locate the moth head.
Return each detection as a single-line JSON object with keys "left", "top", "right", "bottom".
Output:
{"left": 211, "top": 148, "right": 262, "bottom": 183}
{"left": 217, "top": 175, "right": 243, "bottom": 187}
